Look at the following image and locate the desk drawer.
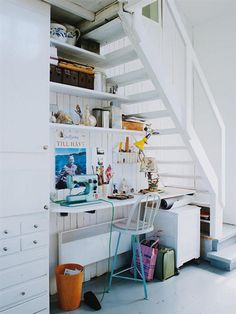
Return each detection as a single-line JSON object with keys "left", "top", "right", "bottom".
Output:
{"left": 0, "top": 293, "right": 48, "bottom": 314}
{"left": 21, "top": 233, "right": 48, "bottom": 251}
{"left": 21, "top": 216, "right": 48, "bottom": 235}
{"left": 0, "top": 222, "right": 20, "bottom": 240}
{"left": 0, "top": 259, "right": 48, "bottom": 290}
{"left": 0, "top": 238, "right": 20, "bottom": 256}
{"left": 0, "top": 276, "right": 48, "bottom": 310}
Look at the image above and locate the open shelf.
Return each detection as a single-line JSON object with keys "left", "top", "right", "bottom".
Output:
{"left": 50, "top": 82, "right": 130, "bottom": 103}
{"left": 50, "top": 122, "right": 144, "bottom": 135}
{"left": 50, "top": 39, "right": 105, "bottom": 66}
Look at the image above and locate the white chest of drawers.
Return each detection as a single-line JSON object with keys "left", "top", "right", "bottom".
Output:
{"left": 0, "top": 213, "right": 49, "bottom": 313}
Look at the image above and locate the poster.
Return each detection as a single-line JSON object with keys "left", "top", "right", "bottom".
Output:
{"left": 55, "top": 147, "right": 87, "bottom": 190}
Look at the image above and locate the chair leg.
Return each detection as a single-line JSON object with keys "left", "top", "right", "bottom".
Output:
{"left": 136, "top": 235, "right": 148, "bottom": 300}
{"left": 131, "top": 235, "right": 137, "bottom": 279}
{"left": 108, "top": 232, "right": 121, "bottom": 292}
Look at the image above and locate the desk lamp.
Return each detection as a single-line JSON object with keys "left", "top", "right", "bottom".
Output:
{"left": 134, "top": 127, "right": 160, "bottom": 192}
{"left": 134, "top": 126, "right": 159, "bottom": 154}
{"left": 140, "top": 157, "right": 159, "bottom": 192}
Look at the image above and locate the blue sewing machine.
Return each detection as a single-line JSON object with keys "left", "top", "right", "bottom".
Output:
{"left": 65, "top": 174, "right": 98, "bottom": 205}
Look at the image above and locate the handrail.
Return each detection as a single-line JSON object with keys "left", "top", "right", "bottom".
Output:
{"left": 166, "top": 0, "right": 225, "bottom": 206}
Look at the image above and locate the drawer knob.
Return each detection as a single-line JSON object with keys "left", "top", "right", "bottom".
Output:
{"left": 34, "top": 224, "right": 38, "bottom": 229}
{"left": 43, "top": 145, "right": 48, "bottom": 150}
{"left": 44, "top": 205, "right": 49, "bottom": 210}
{"left": 21, "top": 291, "right": 26, "bottom": 296}
{"left": 33, "top": 240, "right": 38, "bottom": 244}
{"left": 3, "top": 247, "right": 8, "bottom": 251}
{"left": 3, "top": 230, "right": 8, "bottom": 234}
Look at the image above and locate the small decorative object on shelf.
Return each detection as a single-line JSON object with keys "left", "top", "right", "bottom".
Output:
{"left": 50, "top": 22, "right": 67, "bottom": 43}
{"left": 111, "top": 103, "right": 122, "bottom": 129}
{"left": 107, "top": 83, "right": 118, "bottom": 94}
{"left": 50, "top": 22, "right": 80, "bottom": 46}
{"left": 92, "top": 108, "right": 111, "bottom": 128}
{"left": 50, "top": 112, "right": 57, "bottom": 123}
{"left": 94, "top": 71, "right": 106, "bottom": 92}
{"left": 50, "top": 103, "right": 58, "bottom": 123}
{"left": 54, "top": 111, "right": 73, "bottom": 124}
{"left": 71, "top": 104, "right": 83, "bottom": 125}
{"left": 63, "top": 24, "right": 80, "bottom": 46}
{"left": 83, "top": 106, "right": 97, "bottom": 127}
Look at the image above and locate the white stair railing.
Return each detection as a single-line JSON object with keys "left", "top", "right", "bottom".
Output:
{"left": 120, "top": 0, "right": 225, "bottom": 237}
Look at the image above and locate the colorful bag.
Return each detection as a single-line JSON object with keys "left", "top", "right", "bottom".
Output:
{"left": 155, "top": 246, "right": 176, "bottom": 281}
{"left": 131, "top": 239, "right": 158, "bottom": 281}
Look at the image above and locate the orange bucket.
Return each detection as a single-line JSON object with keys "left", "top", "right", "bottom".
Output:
{"left": 55, "top": 263, "right": 84, "bottom": 311}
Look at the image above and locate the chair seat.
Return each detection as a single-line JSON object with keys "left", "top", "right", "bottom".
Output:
{"left": 113, "top": 219, "right": 154, "bottom": 235}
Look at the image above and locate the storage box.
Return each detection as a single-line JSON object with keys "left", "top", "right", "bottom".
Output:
{"left": 62, "top": 69, "right": 78, "bottom": 86}
{"left": 122, "top": 120, "right": 145, "bottom": 131}
{"left": 50, "top": 64, "right": 62, "bottom": 83}
{"left": 77, "top": 38, "right": 100, "bottom": 54}
{"left": 78, "top": 72, "right": 94, "bottom": 89}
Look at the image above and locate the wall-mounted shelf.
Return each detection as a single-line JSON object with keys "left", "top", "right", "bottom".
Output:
{"left": 50, "top": 122, "right": 144, "bottom": 135}
{"left": 50, "top": 82, "right": 129, "bottom": 103}
{"left": 50, "top": 39, "right": 105, "bottom": 65}
{"left": 113, "top": 152, "right": 139, "bottom": 164}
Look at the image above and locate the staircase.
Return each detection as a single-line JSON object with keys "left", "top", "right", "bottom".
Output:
{"left": 207, "top": 223, "right": 236, "bottom": 270}
{"left": 78, "top": 0, "right": 226, "bottom": 264}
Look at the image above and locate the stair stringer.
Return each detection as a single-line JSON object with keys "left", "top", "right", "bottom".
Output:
{"left": 118, "top": 3, "right": 224, "bottom": 238}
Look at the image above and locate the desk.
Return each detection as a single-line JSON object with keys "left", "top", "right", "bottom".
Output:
{"left": 53, "top": 187, "right": 196, "bottom": 267}
{"left": 50, "top": 187, "right": 195, "bottom": 214}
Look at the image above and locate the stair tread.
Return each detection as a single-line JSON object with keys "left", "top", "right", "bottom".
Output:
{"left": 126, "top": 90, "right": 159, "bottom": 103}
{"left": 83, "top": 17, "right": 125, "bottom": 44}
{"left": 125, "top": 109, "right": 169, "bottom": 120}
{"left": 208, "top": 243, "right": 236, "bottom": 263}
{"left": 145, "top": 145, "right": 187, "bottom": 151}
{"left": 99, "top": 45, "right": 137, "bottom": 68}
{"left": 107, "top": 68, "right": 148, "bottom": 86}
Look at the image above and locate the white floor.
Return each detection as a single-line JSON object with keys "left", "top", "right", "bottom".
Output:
{"left": 50, "top": 261, "right": 236, "bottom": 314}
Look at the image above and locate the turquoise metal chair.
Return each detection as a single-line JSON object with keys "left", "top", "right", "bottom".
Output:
{"left": 108, "top": 193, "right": 161, "bottom": 299}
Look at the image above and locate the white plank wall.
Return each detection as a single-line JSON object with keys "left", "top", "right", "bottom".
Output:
{"left": 49, "top": 90, "right": 146, "bottom": 294}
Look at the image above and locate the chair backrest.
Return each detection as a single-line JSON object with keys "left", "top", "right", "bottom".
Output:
{"left": 125, "top": 193, "right": 161, "bottom": 232}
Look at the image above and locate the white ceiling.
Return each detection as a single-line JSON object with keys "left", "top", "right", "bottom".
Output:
{"left": 176, "top": 0, "right": 236, "bottom": 26}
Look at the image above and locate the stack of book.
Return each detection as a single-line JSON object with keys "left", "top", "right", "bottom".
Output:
{"left": 122, "top": 115, "right": 147, "bottom": 131}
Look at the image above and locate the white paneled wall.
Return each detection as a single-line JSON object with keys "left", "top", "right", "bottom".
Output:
{"left": 49, "top": 93, "right": 146, "bottom": 295}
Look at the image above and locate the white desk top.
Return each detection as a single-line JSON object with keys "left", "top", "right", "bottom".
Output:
{"left": 50, "top": 187, "right": 195, "bottom": 214}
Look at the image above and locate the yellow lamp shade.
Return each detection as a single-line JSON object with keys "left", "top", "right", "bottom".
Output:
{"left": 134, "top": 137, "right": 148, "bottom": 152}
